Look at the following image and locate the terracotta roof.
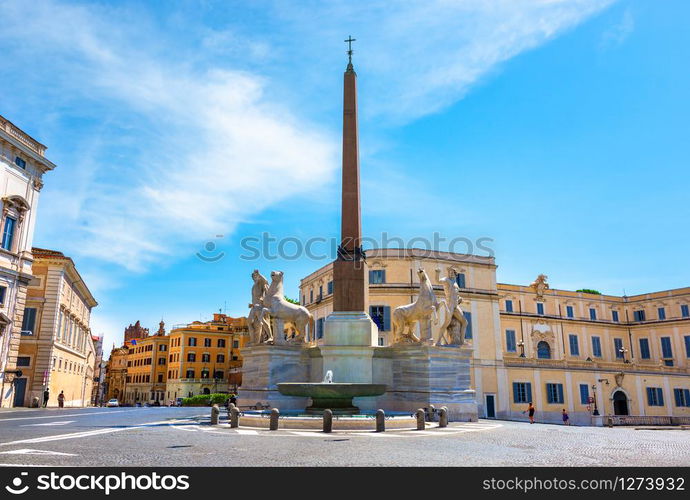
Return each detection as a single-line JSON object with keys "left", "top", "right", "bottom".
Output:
{"left": 32, "top": 247, "right": 69, "bottom": 259}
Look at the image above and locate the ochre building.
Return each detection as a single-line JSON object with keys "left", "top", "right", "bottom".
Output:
{"left": 300, "top": 248, "right": 690, "bottom": 425}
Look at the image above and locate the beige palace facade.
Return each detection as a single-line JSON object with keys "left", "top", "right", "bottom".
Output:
{"left": 0, "top": 116, "right": 55, "bottom": 407}
{"left": 300, "top": 248, "right": 690, "bottom": 425}
{"left": 17, "top": 248, "right": 98, "bottom": 407}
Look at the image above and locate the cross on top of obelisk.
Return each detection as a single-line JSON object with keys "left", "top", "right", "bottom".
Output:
{"left": 344, "top": 35, "right": 356, "bottom": 68}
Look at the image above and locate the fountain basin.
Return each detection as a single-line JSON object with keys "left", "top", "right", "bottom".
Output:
{"left": 277, "top": 383, "right": 386, "bottom": 415}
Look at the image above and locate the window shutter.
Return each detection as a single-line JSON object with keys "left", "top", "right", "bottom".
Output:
{"left": 684, "top": 389, "right": 690, "bottom": 407}
{"left": 646, "top": 387, "right": 653, "bottom": 406}
{"left": 526, "top": 383, "right": 532, "bottom": 403}
{"left": 557, "top": 384, "right": 564, "bottom": 404}
{"left": 464, "top": 311, "right": 472, "bottom": 339}
{"left": 368, "top": 270, "right": 375, "bottom": 283}
{"left": 383, "top": 306, "right": 391, "bottom": 331}
{"left": 674, "top": 389, "right": 682, "bottom": 407}
{"left": 657, "top": 388, "right": 664, "bottom": 407}
{"left": 512, "top": 383, "right": 519, "bottom": 403}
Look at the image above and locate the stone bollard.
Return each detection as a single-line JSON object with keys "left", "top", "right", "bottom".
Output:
{"left": 269, "top": 408, "right": 280, "bottom": 431}
{"left": 415, "top": 409, "right": 425, "bottom": 430}
{"left": 439, "top": 407, "right": 448, "bottom": 428}
{"left": 376, "top": 409, "right": 385, "bottom": 432}
{"left": 323, "top": 409, "right": 333, "bottom": 433}
{"left": 227, "top": 402, "right": 236, "bottom": 420}
{"left": 210, "top": 404, "right": 220, "bottom": 425}
{"left": 230, "top": 406, "right": 240, "bottom": 428}
{"left": 607, "top": 417, "right": 613, "bottom": 428}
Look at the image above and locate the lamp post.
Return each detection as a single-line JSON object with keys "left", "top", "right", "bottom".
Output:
{"left": 517, "top": 340, "right": 526, "bottom": 358}
{"left": 591, "top": 384, "right": 600, "bottom": 416}
{"left": 619, "top": 347, "right": 629, "bottom": 363}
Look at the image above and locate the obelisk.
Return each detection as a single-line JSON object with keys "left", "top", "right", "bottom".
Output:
{"left": 333, "top": 36, "right": 369, "bottom": 313}
{"left": 322, "top": 37, "right": 377, "bottom": 378}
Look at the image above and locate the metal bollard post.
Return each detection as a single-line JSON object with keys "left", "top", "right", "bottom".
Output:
{"left": 230, "top": 406, "right": 240, "bottom": 428}
{"left": 376, "top": 409, "right": 385, "bottom": 432}
{"left": 323, "top": 409, "right": 333, "bottom": 433}
{"left": 210, "top": 404, "right": 219, "bottom": 425}
{"left": 439, "top": 406, "right": 448, "bottom": 428}
{"left": 415, "top": 409, "right": 425, "bottom": 430}
{"left": 269, "top": 408, "right": 280, "bottom": 431}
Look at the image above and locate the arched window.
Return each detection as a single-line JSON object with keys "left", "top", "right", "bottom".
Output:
{"left": 537, "top": 341, "right": 551, "bottom": 359}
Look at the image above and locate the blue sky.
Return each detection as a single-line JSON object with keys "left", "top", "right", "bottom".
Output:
{"left": 1, "top": 0, "right": 688, "bottom": 355}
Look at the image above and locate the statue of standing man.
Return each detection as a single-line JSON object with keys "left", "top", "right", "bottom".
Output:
{"left": 437, "top": 268, "right": 468, "bottom": 346}
{"left": 248, "top": 270, "right": 273, "bottom": 344}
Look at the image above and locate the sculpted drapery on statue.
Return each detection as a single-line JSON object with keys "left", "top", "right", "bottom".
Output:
{"left": 249, "top": 270, "right": 312, "bottom": 345}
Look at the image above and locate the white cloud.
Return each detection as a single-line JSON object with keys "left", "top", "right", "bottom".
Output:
{"left": 600, "top": 7, "right": 635, "bottom": 49}
{"left": 0, "top": 0, "right": 616, "bottom": 271}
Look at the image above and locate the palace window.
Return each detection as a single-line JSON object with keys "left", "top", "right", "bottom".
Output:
{"left": 232, "top": 340, "right": 239, "bottom": 348}
{"left": 505, "top": 330, "right": 516, "bottom": 352}
{"left": 14, "top": 156, "right": 26, "bottom": 169}
{"left": 611, "top": 310, "right": 619, "bottom": 322}
{"left": 633, "top": 310, "right": 646, "bottom": 322}
{"left": 646, "top": 387, "right": 664, "bottom": 407}
{"left": 512, "top": 382, "right": 532, "bottom": 404}
{"left": 639, "top": 338, "right": 651, "bottom": 359}
{"left": 579, "top": 384, "right": 590, "bottom": 405}
{"left": 566, "top": 305, "right": 574, "bottom": 318}
{"left": 568, "top": 334, "right": 579, "bottom": 356}
{"left": 214, "top": 371, "right": 223, "bottom": 379}
{"left": 217, "top": 354, "right": 225, "bottom": 363}
{"left": 455, "top": 273, "right": 466, "bottom": 289}
{"left": 188, "top": 337, "right": 197, "bottom": 347}
{"left": 369, "top": 305, "right": 391, "bottom": 332}
{"left": 505, "top": 300, "right": 513, "bottom": 313}
{"left": 536, "top": 303, "right": 544, "bottom": 315}
{"left": 591, "top": 336, "right": 602, "bottom": 358}
{"left": 316, "top": 317, "right": 325, "bottom": 339}
{"left": 1, "top": 216, "right": 16, "bottom": 251}
{"left": 673, "top": 388, "right": 690, "bottom": 407}
{"left": 0, "top": 286, "right": 6, "bottom": 305}
{"left": 159, "top": 344, "right": 166, "bottom": 351}
{"left": 685, "top": 336, "right": 690, "bottom": 358}
{"left": 158, "top": 357, "right": 165, "bottom": 365}
{"left": 201, "top": 370, "right": 209, "bottom": 379}
{"left": 16, "top": 356, "right": 30, "bottom": 367}
{"left": 218, "top": 339, "right": 226, "bottom": 348}
{"left": 187, "top": 353, "right": 196, "bottom": 362}
{"left": 661, "top": 337, "right": 673, "bottom": 360}
{"left": 21, "top": 308, "right": 37, "bottom": 335}
{"left": 369, "top": 270, "right": 386, "bottom": 284}
{"left": 682, "top": 305, "right": 689, "bottom": 318}
{"left": 589, "top": 308, "right": 597, "bottom": 320}
{"left": 185, "top": 370, "right": 194, "bottom": 379}
{"left": 204, "top": 338, "right": 211, "bottom": 347}
{"left": 537, "top": 341, "right": 551, "bottom": 359}
{"left": 546, "top": 383, "right": 564, "bottom": 404}
{"left": 464, "top": 312, "right": 473, "bottom": 339}
{"left": 658, "top": 307, "right": 666, "bottom": 320}
{"left": 310, "top": 289, "right": 313, "bottom": 302}
{"left": 202, "top": 354, "right": 210, "bottom": 363}
{"left": 327, "top": 281, "right": 334, "bottom": 295}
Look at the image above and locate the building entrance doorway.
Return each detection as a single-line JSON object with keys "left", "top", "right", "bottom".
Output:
{"left": 612, "top": 390, "right": 629, "bottom": 415}
{"left": 485, "top": 394, "right": 496, "bottom": 418}
{"left": 13, "top": 378, "right": 27, "bottom": 407}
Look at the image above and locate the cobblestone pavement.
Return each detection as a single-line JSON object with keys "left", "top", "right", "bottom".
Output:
{"left": 0, "top": 407, "right": 688, "bottom": 466}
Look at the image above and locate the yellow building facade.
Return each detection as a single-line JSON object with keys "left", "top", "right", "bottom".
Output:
{"left": 300, "top": 248, "right": 690, "bottom": 425}
{"left": 165, "top": 314, "right": 249, "bottom": 402}
{"left": 17, "top": 248, "right": 98, "bottom": 407}
{"left": 122, "top": 322, "right": 170, "bottom": 405}
{"left": 104, "top": 345, "right": 128, "bottom": 403}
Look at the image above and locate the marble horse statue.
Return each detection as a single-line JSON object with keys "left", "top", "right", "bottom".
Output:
{"left": 392, "top": 268, "right": 440, "bottom": 344}
{"left": 436, "top": 268, "right": 468, "bottom": 346}
{"left": 264, "top": 271, "right": 313, "bottom": 344}
{"left": 248, "top": 270, "right": 273, "bottom": 344}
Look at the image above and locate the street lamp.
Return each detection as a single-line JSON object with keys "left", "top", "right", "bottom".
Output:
{"left": 619, "top": 347, "right": 629, "bottom": 363}
{"left": 517, "top": 340, "right": 526, "bottom": 358}
{"left": 591, "top": 384, "right": 600, "bottom": 416}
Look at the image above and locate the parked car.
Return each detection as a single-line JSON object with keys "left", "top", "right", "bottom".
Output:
{"left": 175, "top": 397, "right": 184, "bottom": 407}
{"left": 106, "top": 399, "right": 119, "bottom": 407}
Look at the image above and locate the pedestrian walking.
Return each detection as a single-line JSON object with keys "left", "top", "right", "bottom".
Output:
{"left": 522, "top": 402, "right": 535, "bottom": 424}
{"left": 562, "top": 408, "right": 570, "bottom": 425}
{"left": 57, "top": 390, "right": 65, "bottom": 408}
{"left": 43, "top": 388, "right": 49, "bottom": 408}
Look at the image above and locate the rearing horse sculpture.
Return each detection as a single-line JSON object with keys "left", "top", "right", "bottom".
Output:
{"left": 264, "top": 271, "right": 312, "bottom": 343}
{"left": 392, "top": 268, "right": 440, "bottom": 344}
